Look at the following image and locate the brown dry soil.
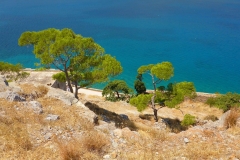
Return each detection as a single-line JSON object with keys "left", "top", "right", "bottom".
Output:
{"left": 78, "top": 92, "right": 223, "bottom": 123}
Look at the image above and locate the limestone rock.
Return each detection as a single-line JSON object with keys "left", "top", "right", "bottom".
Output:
{"left": 45, "top": 114, "right": 59, "bottom": 121}
{"left": 103, "top": 155, "right": 110, "bottom": 159}
{"left": 184, "top": 137, "right": 189, "bottom": 143}
{"left": 6, "top": 92, "right": 26, "bottom": 102}
{"left": 46, "top": 87, "right": 78, "bottom": 105}
{"left": 23, "top": 101, "right": 43, "bottom": 114}
{"left": 51, "top": 80, "right": 66, "bottom": 91}
{"left": 113, "top": 129, "right": 123, "bottom": 138}
{"left": 75, "top": 101, "right": 97, "bottom": 123}
{"left": 217, "top": 110, "right": 231, "bottom": 128}
{"left": 0, "top": 76, "right": 8, "bottom": 92}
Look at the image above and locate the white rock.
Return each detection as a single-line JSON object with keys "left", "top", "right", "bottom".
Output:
{"left": 46, "top": 87, "right": 78, "bottom": 105}
{"left": 23, "top": 101, "right": 43, "bottom": 114}
{"left": 103, "top": 155, "right": 110, "bottom": 159}
{"left": 184, "top": 137, "right": 189, "bottom": 143}
{"left": 45, "top": 114, "right": 59, "bottom": 121}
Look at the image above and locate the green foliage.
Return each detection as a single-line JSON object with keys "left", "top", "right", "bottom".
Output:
{"left": 165, "top": 81, "right": 196, "bottom": 108}
{"left": 206, "top": 92, "right": 240, "bottom": 112}
{"left": 137, "top": 62, "right": 174, "bottom": 82}
{"left": 157, "top": 86, "right": 165, "bottom": 92}
{"left": 52, "top": 72, "right": 67, "bottom": 82}
{"left": 174, "top": 81, "right": 197, "bottom": 99}
{"left": 181, "top": 114, "right": 196, "bottom": 127}
{"left": 19, "top": 28, "right": 122, "bottom": 98}
{"left": 102, "top": 80, "right": 133, "bottom": 102}
{"left": 0, "top": 61, "right": 29, "bottom": 81}
{"left": 129, "top": 94, "right": 152, "bottom": 112}
{"left": 134, "top": 80, "right": 146, "bottom": 95}
{"left": 151, "top": 62, "right": 174, "bottom": 81}
{"left": 134, "top": 74, "right": 146, "bottom": 95}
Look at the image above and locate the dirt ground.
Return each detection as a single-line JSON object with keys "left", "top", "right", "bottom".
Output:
{"left": 78, "top": 92, "right": 223, "bottom": 122}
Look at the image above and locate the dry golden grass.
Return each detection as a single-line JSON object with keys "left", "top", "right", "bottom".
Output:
{"left": 57, "top": 131, "right": 109, "bottom": 160}
{"left": 38, "top": 97, "right": 94, "bottom": 131}
{"left": 19, "top": 83, "right": 49, "bottom": 98}
{"left": 183, "top": 141, "right": 223, "bottom": 159}
{"left": 224, "top": 108, "right": 240, "bottom": 128}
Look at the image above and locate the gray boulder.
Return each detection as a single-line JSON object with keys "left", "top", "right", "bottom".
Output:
{"left": 6, "top": 92, "right": 26, "bottom": 102}
{"left": 51, "top": 80, "right": 66, "bottom": 91}
{"left": 46, "top": 87, "right": 78, "bottom": 105}
{"left": 23, "top": 101, "right": 43, "bottom": 114}
{"left": 217, "top": 110, "right": 231, "bottom": 128}
{"left": 75, "top": 101, "right": 97, "bottom": 123}
{"left": 0, "top": 76, "right": 8, "bottom": 92}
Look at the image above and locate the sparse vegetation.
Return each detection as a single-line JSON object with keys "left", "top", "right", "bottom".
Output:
{"left": 102, "top": 80, "right": 133, "bottom": 102}
{"left": 224, "top": 108, "right": 240, "bottom": 128}
{"left": 0, "top": 61, "right": 29, "bottom": 81}
{"left": 181, "top": 114, "right": 196, "bottom": 127}
{"left": 204, "top": 115, "right": 219, "bottom": 121}
{"left": 206, "top": 92, "right": 240, "bottom": 111}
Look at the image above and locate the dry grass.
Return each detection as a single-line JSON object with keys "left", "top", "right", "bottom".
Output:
{"left": 38, "top": 97, "right": 94, "bottom": 131}
{"left": 57, "top": 131, "right": 109, "bottom": 160}
{"left": 19, "top": 83, "right": 49, "bottom": 99}
{"left": 203, "top": 114, "right": 219, "bottom": 121}
{"left": 224, "top": 108, "right": 240, "bottom": 128}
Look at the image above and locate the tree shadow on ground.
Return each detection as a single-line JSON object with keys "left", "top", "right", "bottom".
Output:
{"left": 85, "top": 102, "right": 137, "bottom": 131}
{"left": 139, "top": 114, "right": 187, "bottom": 133}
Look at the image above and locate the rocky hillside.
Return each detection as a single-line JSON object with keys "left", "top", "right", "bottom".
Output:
{"left": 0, "top": 73, "right": 240, "bottom": 160}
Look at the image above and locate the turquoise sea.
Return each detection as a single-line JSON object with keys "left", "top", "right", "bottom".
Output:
{"left": 0, "top": 0, "right": 240, "bottom": 93}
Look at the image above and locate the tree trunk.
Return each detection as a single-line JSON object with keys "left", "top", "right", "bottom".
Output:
{"left": 151, "top": 74, "right": 157, "bottom": 92}
{"left": 74, "top": 81, "right": 79, "bottom": 99}
{"left": 153, "top": 108, "right": 158, "bottom": 122}
{"left": 116, "top": 91, "right": 120, "bottom": 98}
{"left": 151, "top": 94, "right": 158, "bottom": 122}
{"left": 64, "top": 70, "right": 73, "bottom": 93}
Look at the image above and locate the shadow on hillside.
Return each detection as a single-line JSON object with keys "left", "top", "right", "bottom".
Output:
{"left": 85, "top": 102, "right": 137, "bottom": 131}
{"left": 139, "top": 114, "right": 187, "bottom": 133}
{"left": 162, "top": 118, "right": 187, "bottom": 133}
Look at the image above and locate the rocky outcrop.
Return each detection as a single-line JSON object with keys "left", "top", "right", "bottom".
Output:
{"left": 22, "top": 101, "right": 43, "bottom": 114}
{"left": 0, "top": 76, "right": 9, "bottom": 92}
{"left": 45, "top": 114, "right": 60, "bottom": 121}
{"left": 0, "top": 91, "right": 26, "bottom": 102}
{"left": 46, "top": 87, "right": 78, "bottom": 105}
{"left": 51, "top": 80, "right": 66, "bottom": 91}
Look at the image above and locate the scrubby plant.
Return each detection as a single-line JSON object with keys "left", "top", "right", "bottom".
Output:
{"left": 134, "top": 74, "right": 146, "bottom": 95}
{"left": 165, "top": 81, "right": 196, "bottom": 108}
{"left": 130, "top": 94, "right": 152, "bottom": 112}
{"left": 102, "top": 80, "right": 133, "bottom": 102}
{"left": 206, "top": 92, "right": 240, "bottom": 112}
{"left": 181, "top": 114, "right": 196, "bottom": 127}
{"left": 0, "top": 61, "right": 29, "bottom": 81}
{"left": 204, "top": 115, "right": 219, "bottom": 121}
{"left": 224, "top": 108, "right": 240, "bottom": 128}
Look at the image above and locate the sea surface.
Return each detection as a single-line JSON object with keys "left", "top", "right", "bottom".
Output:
{"left": 0, "top": 0, "right": 240, "bottom": 93}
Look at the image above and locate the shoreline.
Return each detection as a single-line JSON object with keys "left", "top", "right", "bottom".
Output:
{"left": 23, "top": 68, "right": 216, "bottom": 97}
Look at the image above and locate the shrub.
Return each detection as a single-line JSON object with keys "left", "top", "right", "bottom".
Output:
{"left": 129, "top": 94, "right": 152, "bottom": 112}
{"left": 224, "top": 108, "right": 240, "bottom": 128}
{"left": 203, "top": 115, "right": 219, "bottom": 121}
{"left": 206, "top": 92, "right": 240, "bottom": 112}
{"left": 181, "top": 114, "right": 196, "bottom": 127}
{"left": 165, "top": 81, "right": 196, "bottom": 108}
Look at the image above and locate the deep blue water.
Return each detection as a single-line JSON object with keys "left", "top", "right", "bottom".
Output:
{"left": 0, "top": 0, "right": 240, "bottom": 93}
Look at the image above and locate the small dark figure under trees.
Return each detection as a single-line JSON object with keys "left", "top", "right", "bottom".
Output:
{"left": 130, "top": 62, "right": 174, "bottom": 122}
{"left": 102, "top": 80, "right": 133, "bottom": 102}
{"left": 0, "top": 61, "right": 29, "bottom": 81}
{"left": 18, "top": 28, "right": 122, "bottom": 99}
